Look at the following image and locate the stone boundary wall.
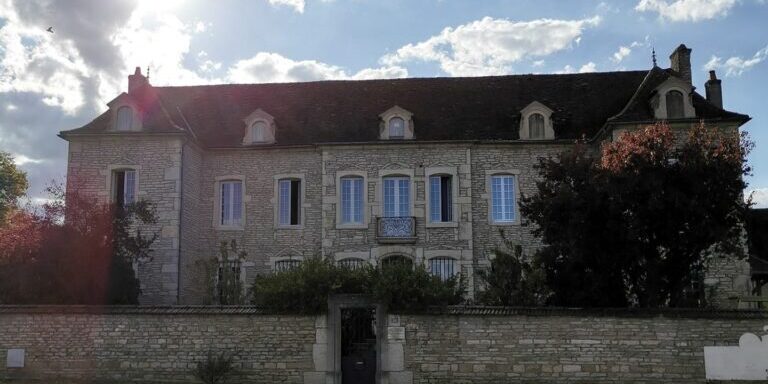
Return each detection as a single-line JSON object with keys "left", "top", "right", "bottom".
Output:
{"left": 398, "top": 307, "right": 768, "bottom": 383}
{"left": 0, "top": 306, "right": 320, "bottom": 383}
{"left": 1, "top": 306, "right": 767, "bottom": 383}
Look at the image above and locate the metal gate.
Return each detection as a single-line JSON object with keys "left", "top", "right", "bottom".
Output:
{"left": 340, "top": 307, "right": 377, "bottom": 384}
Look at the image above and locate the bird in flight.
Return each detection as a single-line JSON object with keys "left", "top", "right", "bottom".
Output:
{"left": 46, "top": 27, "right": 53, "bottom": 33}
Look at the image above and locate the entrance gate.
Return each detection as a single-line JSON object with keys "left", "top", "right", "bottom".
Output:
{"left": 340, "top": 307, "right": 377, "bottom": 384}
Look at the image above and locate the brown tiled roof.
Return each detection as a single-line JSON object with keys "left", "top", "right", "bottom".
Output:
{"left": 61, "top": 70, "right": 749, "bottom": 147}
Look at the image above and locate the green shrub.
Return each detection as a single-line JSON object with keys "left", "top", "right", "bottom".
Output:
{"left": 370, "top": 262, "right": 465, "bottom": 312}
{"left": 475, "top": 234, "right": 549, "bottom": 306}
{"left": 192, "top": 351, "right": 236, "bottom": 384}
{"left": 250, "top": 257, "right": 465, "bottom": 314}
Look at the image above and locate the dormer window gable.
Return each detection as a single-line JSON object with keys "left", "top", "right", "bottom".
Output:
{"left": 518, "top": 101, "right": 554, "bottom": 140}
{"left": 242, "top": 109, "right": 276, "bottom": 145}
{"left": 107, "top": 94, "right": 142, "bottom": 132}
{"left": 379, "top": 105, "right": 414, "bottom": 140}
{"left": 650, "top": 77, "right": 696, "bottom": 120}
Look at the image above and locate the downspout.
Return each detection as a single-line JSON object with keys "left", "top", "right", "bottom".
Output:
{"left": 177, "top": 139, "right": 185, "bottom": 305}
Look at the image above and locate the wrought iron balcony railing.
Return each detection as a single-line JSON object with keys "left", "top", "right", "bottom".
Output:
{"left": 376, "top": 216, "right": 417, "bottom": 243}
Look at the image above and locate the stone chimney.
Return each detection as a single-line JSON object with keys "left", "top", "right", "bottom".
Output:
{"left": 669, "top": 44, "right": 692, "bottom": 85}
{"left": 705, "top": 70, "right": 723, "bottom": 109}
{"left": 128, "top": 66, "right": 149, "bottom": 93}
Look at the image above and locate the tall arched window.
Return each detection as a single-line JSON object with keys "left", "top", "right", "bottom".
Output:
{"left": 528, "top": 113, "right": 545, "bottom": 139}
{"left": 388, "top": 117, "right": 405, "bottom": 139}
{"left": 666, "top": 90, "right": 685, "bottom": 119}
{"left": 115, "top": 106, "right": 133, "bottom": 131}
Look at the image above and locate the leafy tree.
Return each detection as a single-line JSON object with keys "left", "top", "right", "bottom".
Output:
{"left": 520, "top": 123, "right": 751, "bottom": 308}
{"left": 216, "top": 240, "right": 246, "bottom": 305}
{"left": 475, "top": 231, "right": 549, "bottom": 306}
{"left": 0, "top": 152, "right": 28, "bottom": 224}
{"left": 0, "top": 183, "right": 157, "bottom": 304}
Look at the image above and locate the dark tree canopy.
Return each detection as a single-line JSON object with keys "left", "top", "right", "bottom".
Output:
{"left": 0, "top": 152, "right": 29, "bottom": 223}
{"left": 0, "top": 184, "right": 157, "bottom": 304}
{"left": 520, "top": 123, "right": 751, "bottom": 308}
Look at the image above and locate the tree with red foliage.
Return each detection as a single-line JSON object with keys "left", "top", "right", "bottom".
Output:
{"left": 0, "top": 184, "right": 157, "bottom": 304}
{"left": 521, "top": 123, "right": 752, "bottom": 308}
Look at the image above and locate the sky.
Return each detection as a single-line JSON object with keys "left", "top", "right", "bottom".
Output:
{"left": 0, "top": 0, "right": 767, "bottom": 207}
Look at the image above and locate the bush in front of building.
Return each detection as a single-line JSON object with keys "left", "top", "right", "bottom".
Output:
{"left": 249, "top": 257, "right": 465, "bottom": 314}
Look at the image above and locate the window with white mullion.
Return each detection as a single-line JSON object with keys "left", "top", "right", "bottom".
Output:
{"left": 491, "top": 175, "right": 516, "bottom": 223}
{"left": 220, "top": 180, "right": 243, "bottom": 226}
{"left": 341, "top": 177, "right": 363, "bottom": 224}
{"left": 278, "top": 179, "right": 301, "bottom": 226}
{"left": 429, "top": 175, "right": 453, "bottom": 222}
{"left": 383, "top": 177, "right": 410, "bottom": 217}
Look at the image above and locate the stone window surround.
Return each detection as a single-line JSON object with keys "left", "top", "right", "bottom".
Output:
{"left": 378, "top": 169, "right": 415, "bottom": 219}
{"left": 335, "top": 170, "right": 369, "bottom": 230}
{"left": 269, "top": 253, "right": 305, "bottom": 272}
{"left": 424, "top": 166, "right": 459, "bottom": 228}
{"left": 242, "top": 109, "right": 276, "bottom": 145}
{"left": 519, "top": 101, "right": 554, "bottom": 140}
{"left": 106, "top": 164, "right": 140, "bottom": 205}
{"left": 273, "top": 173, "right": 307, "bottom": 230}
{"left": 108, "top": 98, "right": 142, "bottom": 132}
{"left": 651, "top": 78, "right": 696, "bottom": 120}
{"left": 379, "top": 106, "right": 415, "bottom": 140}
{"left": 483, "top": 169, "right": 521, "bottom": 226}
{"left": 212, "top": 175, "right": 248, "bottom": 231}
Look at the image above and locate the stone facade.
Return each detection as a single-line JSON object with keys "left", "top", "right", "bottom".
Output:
{"left": 63, "top": 133, "right": 753, "bottom": 305}
{"left": 1, "top": 306, "right": 766, "bottom": 383}
{"left": 66, "top": 135, "right": 183, "bottom": 305}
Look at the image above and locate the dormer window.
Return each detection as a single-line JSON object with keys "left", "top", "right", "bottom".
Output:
{"left": 528, "top": 113, "right": 545, "bottom": 139}
{"left": 242, "top": 109, "right": 276, "bottom": 145}
{"left": 379, "top": 106, "right": 414, "bottom": 140}
{"left": 115, "top": 106, "right": 133, "bottom": 131}
{"left": 666, "top": 90, "right": 685, "bottom": 119}
{"left": 651, "top": 78, "right": 695, "bottom": 120}
{"left": 389, "top": 117, "right": 405, "bottom": 139}
{"left": 519, "top": 101, "right": 554, "bottom": 140}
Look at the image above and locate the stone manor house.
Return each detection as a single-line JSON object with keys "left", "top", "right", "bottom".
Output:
{"left": 60, "top": 44, "right": 752, "bottom": 305}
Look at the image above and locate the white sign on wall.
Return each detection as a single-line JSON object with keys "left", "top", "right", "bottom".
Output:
{"left": 704, "top": 326, "right": 768, "bottom": 381}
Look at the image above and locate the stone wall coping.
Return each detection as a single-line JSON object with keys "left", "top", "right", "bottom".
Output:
{"left": 408, "top": 305, "right": 768, "bottom": 319}
{"left": 0, "top": 305, "right": 766, "bottom": 319}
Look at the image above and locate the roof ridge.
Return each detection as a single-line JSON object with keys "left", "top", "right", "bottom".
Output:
{"left": 152, "top": 70, "right": 651, "bottom": 89}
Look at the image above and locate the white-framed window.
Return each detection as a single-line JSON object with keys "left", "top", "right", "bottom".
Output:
{"left": 278, "top": 179, "right": 302, "bottom": 226}
{"left": 340, "top": 176, "right": 364, "bottom": 224}
{"left": 666, "top": 90, "right": 685, "bottom": 119}
{"left": 250, "top": 121, "right": 267, "bottom": 142}
{"left": 115, "top": 106, "right": 133, "bottom": 131}
{"left": 275, "top": 259, "right": 301, "bottom": 272}
{"left": 491, "top": 175, "right": 516, "bottom": 223}
{"left": 220, "top": 180, "right": 243, "bottom": 227}
{"left": 338, "top": 258, "right": 365, "bottom": 269}
{"left": 112, "top": 169, "right": 136, "bottom": 208}
{"left": 383, "top": 176, "right": 410, "bottom": 217}
{"left": 528, "top": 113, "right": 545, "bottom": 139}
{"left": 429, "top": 175, "right": 453, "bottom": 222}
{"left": 388, "top": 117, "right": 405, "bottom": 139}
{"left": 429, "top": 257, "right": 458, "bottom": 281}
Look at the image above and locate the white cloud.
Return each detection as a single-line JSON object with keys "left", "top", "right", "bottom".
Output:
{"left": 12, "top": 154, "right": 44, "bottom": 166}
{"left": 556, "top": 62, "right": 598, "bottom": 74}
{"left": 612, "top": 46, "right": 632, "bottom": 63}
{"left": 228, "top": 52, "right": 407, "bottom": 83}
{"left": 748, "top": 188, "right": 768, "bottom": 208}
{"left": 268, "top": 0, "right": 305, "bottom": 13}
{"left": 704, "top": 46, "right": 768, "bottom": 77}
{"left": 635, "top": 0, "right": 738, "bottom": 22}
{"left": 380, "top": 16, "right": 601, "bottom": 76}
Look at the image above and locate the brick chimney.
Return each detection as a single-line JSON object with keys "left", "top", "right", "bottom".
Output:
{"left": 705, "top": 70, "right": 723, "bottom": 109}
{"left": 128, "top": 66, "right": 149, "bottom": 94}
{"left": 669, "top": 44, "right": 692, "bottom": 85}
